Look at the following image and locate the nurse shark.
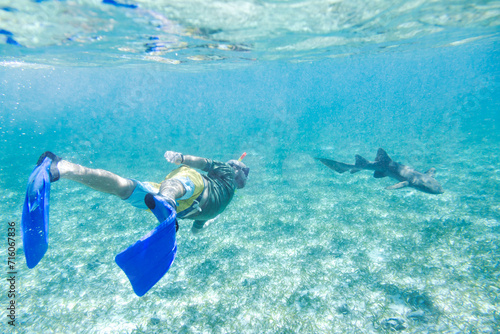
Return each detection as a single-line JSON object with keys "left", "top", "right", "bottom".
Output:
{"left": 317, "top": 148, "right": 444, "bottom": 195}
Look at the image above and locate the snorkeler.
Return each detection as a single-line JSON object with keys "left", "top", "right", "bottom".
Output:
{"left": 21, "top": 150, "right": 249, "bottom": 296}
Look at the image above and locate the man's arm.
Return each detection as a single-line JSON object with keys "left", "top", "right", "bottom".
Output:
{"left": 191, "top": 220, "right": 207, "bottom": 234}
{"left": 182, "top": 155, "right": 210, "bottom": 171}
{"left": 164, "top": 151, "right": 210, "bottom": 171}
{"left": 191, "top": 214, "right": 220, "bottom": 234}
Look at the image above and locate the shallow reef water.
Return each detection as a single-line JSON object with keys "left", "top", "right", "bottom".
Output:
{"left": 1, "top": 0, "right": 499, "bottom": 333}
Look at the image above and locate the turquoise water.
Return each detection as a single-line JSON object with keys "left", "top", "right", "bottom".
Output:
{"left": 1, "top": 1, "right": 500, "bottom": 333}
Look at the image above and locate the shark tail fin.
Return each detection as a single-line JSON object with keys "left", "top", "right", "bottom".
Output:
{"left": 355, "top": 155, "right": 369, "bottom": 168}
{"left": 316, "top": 158, "right": 355, "bottom": 174}
{"left": 375, "top": 148, "right": 392, "bottom": 166}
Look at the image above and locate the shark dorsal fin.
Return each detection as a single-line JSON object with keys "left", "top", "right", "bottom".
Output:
{"left": 425, "top": 168, "right": 436, "bottom": 177}
{"left": 355, "top": 154, "right": 369, "bottom": 168}
{"left": 386, "top": 181, "right": 409, "bottom": 190}
{"left": 375, "top": 148, "right": 392, "bottom": 165}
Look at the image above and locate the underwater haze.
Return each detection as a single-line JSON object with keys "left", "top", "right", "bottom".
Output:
{"left": 1, "top": 0, "right": 500, "bottom": 333}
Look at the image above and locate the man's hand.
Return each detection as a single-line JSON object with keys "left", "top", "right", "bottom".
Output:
{"left": 164, "top": 151, "right": 183, "bottom": 165}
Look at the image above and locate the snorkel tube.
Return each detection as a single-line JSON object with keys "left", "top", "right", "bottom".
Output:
{"left": 228, "top": 152, "right": 248, "bottom": 189}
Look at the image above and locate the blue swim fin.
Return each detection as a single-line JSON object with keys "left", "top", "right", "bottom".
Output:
{"left": 115, "top": 194, "right": 177, "bottom": 297}
{"left": 21, "top": 157, "right": 52, "bottom": 269}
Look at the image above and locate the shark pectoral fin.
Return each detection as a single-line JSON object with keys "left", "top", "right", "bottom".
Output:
{"left": 386, "top": 181, "right": 409, "bottom": 190}
{"left": 373, "top": 171, "right": 386, "bottom": 178}
{"left": 350, "top": 169, "right": 361, "bottom": 174}
{"left": 425, "top": 168, "right": 436, "bottom": 177}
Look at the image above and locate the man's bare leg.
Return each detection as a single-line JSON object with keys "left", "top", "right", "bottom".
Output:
{"left": 57, "top": 160, "right": 136, "bottom": 200}
{"left": 158, "top": 179, "right": 185, "bottom": 201}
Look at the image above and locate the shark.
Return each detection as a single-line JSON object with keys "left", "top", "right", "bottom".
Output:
{"left": 317, "top": 148, "right": 444, "bottom": 194}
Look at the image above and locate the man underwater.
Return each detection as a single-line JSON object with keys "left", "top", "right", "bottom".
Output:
{"left": 22, "top": 150, "right": 249, "bottom": 296}
{"left": 40, "top": 150, "right": 249, "bottom": 233}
